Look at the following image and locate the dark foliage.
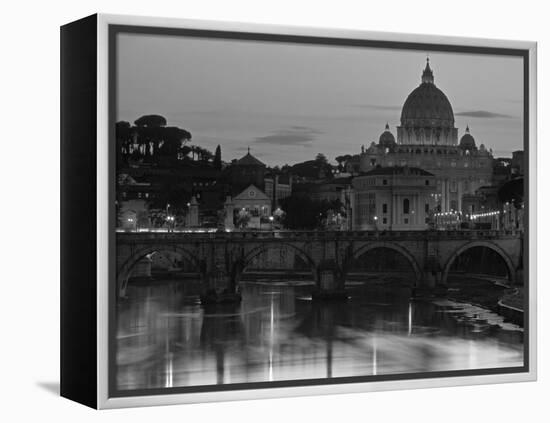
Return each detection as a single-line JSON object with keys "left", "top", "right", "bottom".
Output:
{"left": 280, "top": 195, "right": 342, "bottom": 230}
{"left": 213, "top": 145, "right": 222, "bottom": 170}
{"left": 134, "top": 114, "right": 167, "bottom": 127}
{"left": 498, "top": 177, "right": 523, "bottom": 206}
{"left": 115, "top": 116, "right": 192, "bottom": 167}
{"left": 289, "top": 159, "right": 333, "bottom": 180}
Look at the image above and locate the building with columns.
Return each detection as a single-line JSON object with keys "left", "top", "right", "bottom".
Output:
{"left": 354, "top": 59, "right": 494, "bottom": 215}
{"left": 351, "top": 166, "right": 436, "bottom": 230}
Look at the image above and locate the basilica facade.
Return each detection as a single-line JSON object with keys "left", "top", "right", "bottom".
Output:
{"left": 351, "top": 59, "right": 494, "bottom": 229}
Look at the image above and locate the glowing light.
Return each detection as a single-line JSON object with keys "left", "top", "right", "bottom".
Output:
{"left": 408, "top": 301, "right": 413, "bottom": 336}
{"left": 269, "top": 298, "right": 275, "bottom": 382}
{"left": 372, "top": 336, "right": 378, "bottom": 376}
{"left": 165, "top": 352, "right": 173, "bottom": 388}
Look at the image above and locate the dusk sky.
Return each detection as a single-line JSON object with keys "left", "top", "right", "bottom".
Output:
{"left": 116, "top": 32, "right": 524, "bottom": 166}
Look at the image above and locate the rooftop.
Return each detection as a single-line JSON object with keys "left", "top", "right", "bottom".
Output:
{"left": 235, "top": 148, "right": 266, "bottom": 167}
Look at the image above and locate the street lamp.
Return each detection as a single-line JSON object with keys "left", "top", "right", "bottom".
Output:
{"left": 127, "top": 217, "right": 136, "bottom": 232}
{"left": 166, "top": 215, "right": 175, "bottom": 232}
{"left": 269, "top": 215, "right": 274, "bottom": 231}
{"left": 165, "top": 203, "right": 171, "bottom": 231}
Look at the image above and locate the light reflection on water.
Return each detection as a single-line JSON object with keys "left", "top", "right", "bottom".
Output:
{"left": 116, "top": 280, "right": 523, "bottom": 391}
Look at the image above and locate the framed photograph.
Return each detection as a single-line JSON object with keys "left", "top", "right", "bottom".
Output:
{"left": 60, "top": 14, "right": 537, "bottom": 409}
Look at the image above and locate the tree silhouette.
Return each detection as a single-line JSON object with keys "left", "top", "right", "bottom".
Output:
{"left": 290, "top": 157, "right": 334, "bottom": 180}
{"left": 335, "top": 155, "right": 346, "bottom": 171}
{"left": 498, "top": 177, "right": 524, "bottom": 207}
{"left": 213, "top": 145, "right": 222, "bottom": 170}
{"left": 115, "top": 121, "right": 132, "bottom": 166}
{"left": 115, "top": 116, "right": 192, "bottom": 165}
{"left": 134, "top": 114, "right": 167, "bottom": 127}
{"left": 315, "top": 153, "right": 328, "bottom": 164}
{"left": 280, "top": 195, "right": 342, "bottom": 230}
{"left": 194, "top": 146, "right": 214, "bottom": 162}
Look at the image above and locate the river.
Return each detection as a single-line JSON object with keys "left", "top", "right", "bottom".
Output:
{"left": 115, "top": 279, "right": 523, "bottom": 391}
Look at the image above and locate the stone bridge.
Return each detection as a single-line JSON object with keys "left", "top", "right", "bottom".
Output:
{"left": 116, "top": 230, "right": 523, "bottom": 298}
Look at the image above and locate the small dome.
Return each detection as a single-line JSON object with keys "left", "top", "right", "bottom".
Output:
{"left": 379, "top": 123, "right": 396, "bottom": 147}
{"left": 459, "top": 126, "right": 476, "bottom": 150}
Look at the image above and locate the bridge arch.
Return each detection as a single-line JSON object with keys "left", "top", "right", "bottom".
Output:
{"left": 117, "top": 244, "right": 200, "bottom": 297}
{"left": 236, "top": 242, "right": 318, "bottom": 285}
{"left": 345, "top": 242, "right": 422, "bottom": 284}
{"left": 442, "top": 240, "right": 515, "bottom": 285}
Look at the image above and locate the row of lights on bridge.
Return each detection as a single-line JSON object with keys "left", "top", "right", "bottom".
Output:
{"left": 433, "top": 210, "right": 501, "bottom": 220}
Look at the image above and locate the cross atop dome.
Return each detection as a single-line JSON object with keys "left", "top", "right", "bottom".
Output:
{"left": 421, "top": 57, "right": 434, "bottom": 84}
{"left": 385, "top": 122, "right": 390, "bottom": 131}
{"left": 465, "top": 125, "right": 470, "bottom": 133}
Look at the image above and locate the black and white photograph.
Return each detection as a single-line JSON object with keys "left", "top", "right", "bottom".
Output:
{"left": 4, "top": 0, "right": 550, "bottom": 417}
{"left": 111, "top": 26, "right": 529, "bottom": 396}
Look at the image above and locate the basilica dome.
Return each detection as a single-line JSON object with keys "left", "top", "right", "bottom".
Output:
{"left": 379, "top": 123, "right": 396, "bottom": 147}
{"left": 400, "top": 59, "right": 455, "bottom": 129}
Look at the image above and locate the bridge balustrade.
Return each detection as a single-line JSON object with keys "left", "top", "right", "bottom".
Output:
{"left": 116, "top": 228, "right": 521, "bottom": 243}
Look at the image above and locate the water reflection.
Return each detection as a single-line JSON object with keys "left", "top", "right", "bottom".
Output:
{"left": 116, "top": 280, "right": 523, "bottom": 391}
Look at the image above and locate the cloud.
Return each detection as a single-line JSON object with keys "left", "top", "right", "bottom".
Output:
{"left": 455, "top": 110, "right": 515, "bottom": 119}
{"left": 353, "top": 104, "right": 402, "bottom": 111}
{"left": 254, "top": 126, "right": 321, "bottom": 146}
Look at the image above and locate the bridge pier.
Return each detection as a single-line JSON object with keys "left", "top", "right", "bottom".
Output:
{"left": 312, "top": 259, "right": 348, "bottom": 301}
{"left": 200, "top": 259, "right": 242, "bottom": 305}
{"left": 200, "top": 270, "right": 242, "bottom": 304}
{"left": 423, "top": 271, "right": 440, "bottom": 288}
{"left": 119, "top": 275, "right": 129, "bottom": 298}
{"left": 514, "top": 267, "right": 524, "bottom": 286}
{"left": 421, "top": 256, "right": 443, "bottom": 289}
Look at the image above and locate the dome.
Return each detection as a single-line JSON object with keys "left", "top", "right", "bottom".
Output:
{"left": 379, "top": 123, "right": 396, "bottom": 147}
{"left": 400, "top": 59, "right": 455, "bottom": 129}
{"left": 459, "top": 126, "right": 476, "bottom": 150}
